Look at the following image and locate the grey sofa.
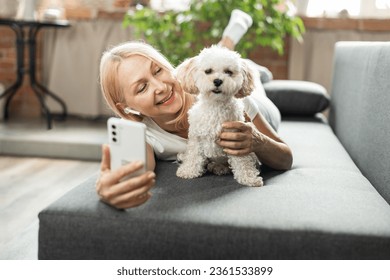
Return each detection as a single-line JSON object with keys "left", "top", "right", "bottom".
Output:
{"left": 38, "top": 41, "right": 390, "bottom": 259}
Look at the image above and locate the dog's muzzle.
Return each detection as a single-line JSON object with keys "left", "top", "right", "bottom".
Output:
{"left": 212, "top": 79, "right": 223, "bottom": 94}
{"left": 212, "top": 88, "right": 222, "bottom": 94}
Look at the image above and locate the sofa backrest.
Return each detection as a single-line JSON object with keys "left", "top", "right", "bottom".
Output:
{"left": 329, "top": 41, "right": 390, "bottom": 204}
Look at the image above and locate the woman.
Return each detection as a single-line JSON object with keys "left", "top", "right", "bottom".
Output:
{"left": 96, "top": 10, "right": 293, "bottom": 209}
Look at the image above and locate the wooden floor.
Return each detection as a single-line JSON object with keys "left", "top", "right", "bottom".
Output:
{"left": 0, "top": 156, "right": 100, "bottom": 259}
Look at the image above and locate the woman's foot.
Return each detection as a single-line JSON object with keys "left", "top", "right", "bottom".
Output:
{"left": 218, "top": 9, "right": 253, "bottom": 50}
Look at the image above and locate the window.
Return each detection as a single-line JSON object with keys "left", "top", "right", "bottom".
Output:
{"left": 299, "top": 0, "right": 390, "bottom": 18}
{"left": 376, "top": 0, "right": 390, "bottom": 9}
{"left": 306, "top": 0, "right": 360, "bottom": 17}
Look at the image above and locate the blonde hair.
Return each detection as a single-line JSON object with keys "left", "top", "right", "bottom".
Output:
{"left": 99, "top": 41, "right": 193, "bottom": 129}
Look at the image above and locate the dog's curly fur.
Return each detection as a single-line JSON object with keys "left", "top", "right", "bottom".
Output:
{"left": 176, "top": 45, "right": 263, "bottom": 187}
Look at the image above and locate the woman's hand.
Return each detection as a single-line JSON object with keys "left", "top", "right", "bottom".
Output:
{"left": 217, "top": 121, "right": 256, "bottom": 156}
{"left": 96, "top": 144, "right": 156, "bottom": 209}
{"left": 218, "top": 115, "right": 293, "bottom": 170}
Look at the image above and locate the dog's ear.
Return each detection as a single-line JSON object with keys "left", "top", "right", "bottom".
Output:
{"left": 175, "top": 57, "right": 199, "bottom": 95}
{"left": 235, "top": 60, "right": 256, "bottom": 98}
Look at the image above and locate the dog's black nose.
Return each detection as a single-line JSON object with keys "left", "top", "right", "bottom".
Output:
{"left": 213, "top": 79, "right": 223, "bottom": 87}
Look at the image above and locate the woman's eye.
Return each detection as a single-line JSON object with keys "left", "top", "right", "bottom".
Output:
{"left": 137, "top": 83, "right": 147, "bottom": 93}
{"left": 224, "top": 69, "right": 233, "bottom": 76}
{"left": 205, "top": 69, "right": 212, "bottom": 74}
{"left": 154, "top": 67, "right": 162, "bottom": 75}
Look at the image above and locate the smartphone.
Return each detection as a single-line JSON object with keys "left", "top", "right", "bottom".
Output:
{"left": 107, "top": 117, "right": 147, "bottom": 179}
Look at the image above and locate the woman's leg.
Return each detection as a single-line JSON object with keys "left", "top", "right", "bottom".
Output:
{"left": 218, "top": 9, "right": 253, "bottom": 50}
{"left": 218, "top": 37, "right": 236, "bottom": 50}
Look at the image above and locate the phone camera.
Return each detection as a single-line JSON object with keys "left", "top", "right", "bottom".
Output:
{"left": 112, "top": 131, "right": 117, "bottom": 136}
{"left": 111, "top": 125, "right": 116, "bottom": 129}
{"left": 112, "top": 137, "right": 117, "bottom": 142}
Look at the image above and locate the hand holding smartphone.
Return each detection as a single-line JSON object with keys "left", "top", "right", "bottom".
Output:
{"left": 107, "top": 117, "right": 147, "bottom": 180}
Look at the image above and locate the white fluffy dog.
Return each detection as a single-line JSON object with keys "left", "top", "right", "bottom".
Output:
{"left": 176, "top": 45, "right": 263, "bottom": 187}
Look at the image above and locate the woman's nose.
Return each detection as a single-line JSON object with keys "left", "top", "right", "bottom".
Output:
{"left": 152, "top": 78, "right": 166, "bottom": 94}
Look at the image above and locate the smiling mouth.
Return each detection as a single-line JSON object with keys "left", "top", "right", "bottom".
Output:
{"left": 212, "top": 89, "right": 222, "bottom": 94}
{"left": 156, "top": 90, "right": 174, "bottom": 105}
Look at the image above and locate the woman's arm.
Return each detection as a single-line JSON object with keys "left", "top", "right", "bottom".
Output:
{"left": 250, "top": 113, "right": 293, "bottom": 170}
{"left": 217, "top": 113, "right": 293, "bottom": 170}
{"left": 146, "top": 143, "right": 156, "bottom": 171}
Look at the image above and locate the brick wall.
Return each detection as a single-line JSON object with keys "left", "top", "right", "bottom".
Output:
{"left": 249, "top": 38, "right": 290, "bottom": 80}
{"left": 0, "top": 26, "right": 43, "bottom": 117}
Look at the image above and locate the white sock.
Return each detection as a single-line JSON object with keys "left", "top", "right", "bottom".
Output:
{"left": 222, "top": 9, "right": 253, "bottom": 45}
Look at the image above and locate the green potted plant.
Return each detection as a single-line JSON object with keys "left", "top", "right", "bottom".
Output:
{"left": 123, "top": 0, "right": 305, "bottom": 66}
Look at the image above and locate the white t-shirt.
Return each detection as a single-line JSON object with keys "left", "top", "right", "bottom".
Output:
{"left": 142, "top": 88, "right": 281, "bottom": 161}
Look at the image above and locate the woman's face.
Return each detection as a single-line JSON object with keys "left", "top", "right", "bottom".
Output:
{"left": 117, "top": 55, "right": 183, "bottom": 120}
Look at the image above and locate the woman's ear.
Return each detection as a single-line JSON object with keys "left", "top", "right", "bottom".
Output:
{"left": 115, "top": 103, "right": 127, "bottom": 114}
{"left": 115, "top": 103, "right": 142, "bottom": 121}
{"left": 175, "top": 57, "right": 199, "bottom": 95}
{"left": 236, "top": 60, "right": 255, "bottom": 98}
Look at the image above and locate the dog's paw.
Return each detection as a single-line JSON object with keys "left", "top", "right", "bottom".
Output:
{"left": 236, "top": 175, "right": 263, "bottom": 187}
{"left": 176, "top": 152, "right": 185, "bottom": 163}
{"left": 176, "top": 165, "right": 204, "bottom": 179}
{"left": 207, "top": 161, "right": 231, "bottom": 176}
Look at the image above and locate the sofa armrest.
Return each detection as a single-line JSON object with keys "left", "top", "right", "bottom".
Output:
{"left": 329, "top": 41, "right": 390, "bottom": 204}
{"left": 264, "top": 80, "right": 330, "bottom": 117}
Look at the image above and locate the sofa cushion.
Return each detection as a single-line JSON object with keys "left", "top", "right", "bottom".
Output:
{"left": 264, "top": 80, "right": 330, "bottom": 116}
{"left": 38, "top": 118, "right": 390, "bottom": 260}
{"left": 329, "top": 41, "right": 390, "bottom": 205}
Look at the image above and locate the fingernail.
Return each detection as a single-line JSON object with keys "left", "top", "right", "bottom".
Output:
{"left": 134, "top": 160, "right": 143, "bottom": 167}
{"left": 148, "top": 172, "right": 156, "bottom": 179}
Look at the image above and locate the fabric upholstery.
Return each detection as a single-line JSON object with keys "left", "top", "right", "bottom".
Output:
{"left": 264, "top": 80, "right": 330, "bottom": 116}
{"left": 329, "top": 42, "right": 390, "bottom": 204}
{"left": 38, "top": 118, "right": 390, "bottom": 260}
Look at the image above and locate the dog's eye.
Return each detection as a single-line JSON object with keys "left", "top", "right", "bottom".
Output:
{"left": 205, "top": 69, "right": 212, "bottom": 74}
{"left": 224, "top": 69, "right": 233, "bottom": 76}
